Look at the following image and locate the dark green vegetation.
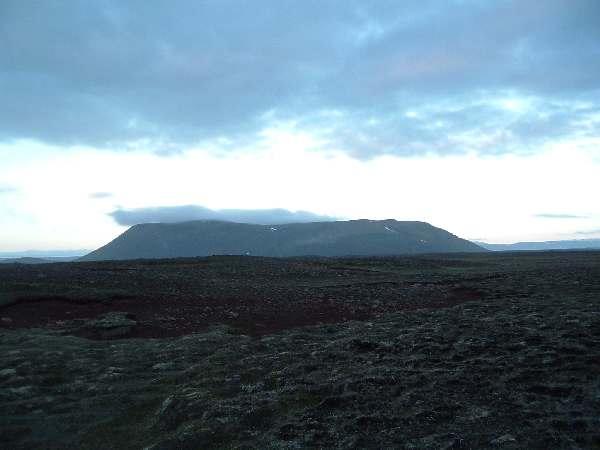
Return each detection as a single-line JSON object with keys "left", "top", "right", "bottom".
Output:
{"left": 81, "top": 219, "right": 485, "bottom": 261}
{"left": 1, "top": 251, "right": 599, "bottom": 449}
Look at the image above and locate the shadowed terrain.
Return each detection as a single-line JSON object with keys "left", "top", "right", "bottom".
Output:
{"left": 1, "top": 252, "right": 599, "bottom": 448}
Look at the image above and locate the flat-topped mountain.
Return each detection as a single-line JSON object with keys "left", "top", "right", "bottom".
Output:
{"left": 81, "top": 219, "right": 485, "bottom": 261}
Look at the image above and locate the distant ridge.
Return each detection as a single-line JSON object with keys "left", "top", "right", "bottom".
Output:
{"left": 477, "top": 239, "right": 600, "bottom": 251}
{"left": 0, "top": 256, "right": 81, "bottom": 264}
{"left": 81, "top": 219, "right": 485, "bottom": 261}
{"left": 0, "top": 257, "right": 53, "bottom": 264}
{"left": 0, "top": 250, "right": 88, "bottom": 258}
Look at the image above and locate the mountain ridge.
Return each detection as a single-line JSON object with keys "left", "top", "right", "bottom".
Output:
{"left": 477, "top": 239, "right": 600, "bottom": 251}
{"left": 81, "top": 219, "right": 485, "bottom": 261}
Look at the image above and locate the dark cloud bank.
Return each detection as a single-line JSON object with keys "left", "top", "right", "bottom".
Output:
{"left": 1, "top": 0, "right": 599, "bottom": 157}
{"left": 110, "top": 206, "right": 337, "bottom": 226}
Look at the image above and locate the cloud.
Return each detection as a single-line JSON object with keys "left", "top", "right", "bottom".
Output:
{"left": 574, "top": 228, "right": 600, "bottom": 236}
{"left": 0, "top": 186, "right": 17, "bottom": 194}
{"left": 89, "top": 192, "right": 113, "bottom": 199}
{"left": 535, "top": 213, "right": 589, "bottom": 219}
{"left": 109, "top": 205, "right": 338, "bottom": 226}
{"left": 1, "top": 0, "right": 599, "bottom": 157}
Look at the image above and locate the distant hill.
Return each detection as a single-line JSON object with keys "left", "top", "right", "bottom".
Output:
{"left": 477, "top": 239, "right": 600, "bottom": 251}
{"left": 0, "top": 257, "right": 53, "bottom": 264}
{"left": 0, "top": 250, "right": 89, "bottom": 259}
{"left": 81, "top": 219, "right": 485, "bottom": 261}
{"left": 0, "top": 256, "right": 80, "bottom": 264}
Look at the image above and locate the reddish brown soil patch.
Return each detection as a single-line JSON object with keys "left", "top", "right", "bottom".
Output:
{"left": 0, "top": 256, "right": 498, "bottom": 338}
{"left": 0, "top": 284, "right": 483, "bottom": 339}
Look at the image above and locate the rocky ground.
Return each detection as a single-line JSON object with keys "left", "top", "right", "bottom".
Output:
{"left": 1, "top": 252, "right": 599, "bottom": 449}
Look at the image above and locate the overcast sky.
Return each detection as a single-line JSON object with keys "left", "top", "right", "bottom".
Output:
{"left": 1, "top": 0, "right": 599, "bottom": 251}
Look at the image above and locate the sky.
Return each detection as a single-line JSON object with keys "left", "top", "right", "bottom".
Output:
{"left": 1, "top": 0, "right": 599, "bottom": 252}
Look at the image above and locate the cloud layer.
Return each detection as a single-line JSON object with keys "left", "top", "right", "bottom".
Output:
{"left": 535, "top": 213, "right": 589, "bottom": 219}
{"left": 89, "top": 192, "right": 113, "bottom": 199}
{"left": 109, "top": 205, "right": 337, "bottom": 226}
{"left": 0, "top": 185, "right": 17, "bottom": 194}
{"left": 2, "top": 0, "right": 599, "bottom": 157}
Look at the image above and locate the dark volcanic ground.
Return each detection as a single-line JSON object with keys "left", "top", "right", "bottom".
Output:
{"left": 1, "top": 252, "right": 599, "bottom": 449}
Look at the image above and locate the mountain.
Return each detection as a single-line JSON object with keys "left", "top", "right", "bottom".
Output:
{"left": 477, "top": 239, "right": 600, "bottom": 252}
{"left": 81, "top": 219, "right": 485, "bottom": 261}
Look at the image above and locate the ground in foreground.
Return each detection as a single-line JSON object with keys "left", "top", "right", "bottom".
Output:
{"left": 1, "top": 252, "right": 599, "bottom": 448}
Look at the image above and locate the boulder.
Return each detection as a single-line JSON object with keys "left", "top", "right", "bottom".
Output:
{"left": 85, "top": 312, "right": 137, "bottom": 338}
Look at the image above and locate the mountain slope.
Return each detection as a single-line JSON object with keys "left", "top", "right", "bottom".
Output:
{"left": 81, "top": 219, "right": 486, "bottom": 261}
